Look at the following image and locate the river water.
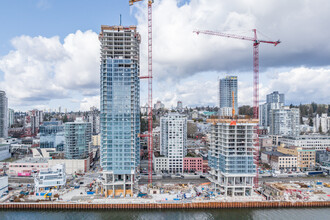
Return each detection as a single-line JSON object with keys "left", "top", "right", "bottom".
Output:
{"left": 0, "top": 208, "right": 330, "bottom": 220}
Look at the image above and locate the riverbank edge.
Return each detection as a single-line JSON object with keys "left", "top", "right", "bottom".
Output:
{"left": 0, "top": 201, "right": 329, "bottom": 209}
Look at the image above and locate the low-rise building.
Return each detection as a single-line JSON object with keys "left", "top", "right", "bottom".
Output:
{"left": 8, "top": 158, "right": 48, "bottom": 176}
{"left": 153, "top": 155, "right": 168, "bottom": 173}
{"left": 261, "top": 151, "right": 297, "bottom": 172}
{"left": 34, "top": 164, "right": 66, "bottom": 193}
{"left": 48, "top": 158, "right": 90, "bottom": 175}
{"left": 183, "top": 157, "right": 203, "bottom": 173}
{"left": 280, "top": 135, "right": 330, "bottom": 151}
{"left": 277, "top": 145, "right": 315, "bottom": 171}
{"left": 32, "top": 148, "right": 59, "bottom": 159}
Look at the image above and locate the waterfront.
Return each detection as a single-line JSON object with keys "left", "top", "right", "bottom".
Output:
{"left": 0, "top": 208, "right": 330, "bottom": 220}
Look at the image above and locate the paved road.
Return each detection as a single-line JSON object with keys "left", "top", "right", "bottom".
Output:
{"left": 260, "top": 176, "right": 330, "bottom": 183}
{"left": 139, "top": 178, "right": 209, "bottom": 185}
{"left": 9, "top": 177, "right": 34, "bottom": 184}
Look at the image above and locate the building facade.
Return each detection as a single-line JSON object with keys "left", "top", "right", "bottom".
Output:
{"left": 160, "top": 113, "right": 187, "bottom": 173}
{"left": 8, "top": 108, "right": 14, "bottom": 129}
{"left": 280, "top": 135, "right": 330, "bottom": 151}
{"left": 87, "top": 107, "right": 100, "bottom": 135}
{"left": 99, "top": 25, "right": 141, "bottom": 196}
{"left": 277, "top": 145, "right": 315, "bottom": 171}
{"left": 269, "top": 107, "right": 300, "bottom": 137}
{"left": 39, "top": 120, "right": 65, "bottom": 151}
{"left": 259, "top": 91, "right": 284, "bottom": 129}
{"left": 208, "top": 119, "right": 257, "bottom": 196}
{"left": 219, "top": 76, "right": 238, "bottom": 116}
{"left": 183, "top": 157, "right": 203, "bottom": 173}
{"left": 0, "top": 91, "right": 8, "bottom": 139}
{"left": 64, "top": 118, "right": 91, "bottom": 159}
{"left": 34, "top": 164, "right": 66, "bottom": 192}
{"left": 8, "top": 158, "right": 48, "bottom": 177}
{"left": 153, "top": 155, "right": 169, "bottom": 173}
{"left": 261, "top": 151, "right": 297, "bottom": 172}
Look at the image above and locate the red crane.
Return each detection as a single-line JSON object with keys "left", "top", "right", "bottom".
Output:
{"left": 194, "top": 29, "right": 280, "bottom": 187}
{"left": 130, "top": 0, "right": 154, "bottom": 185}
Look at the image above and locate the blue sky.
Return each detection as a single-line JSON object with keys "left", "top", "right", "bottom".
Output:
{"left": 0, "top": 0, "right": 136, "bottom": 55}
{"left": 0, "top": 0, "right": 329, "bottom": 112}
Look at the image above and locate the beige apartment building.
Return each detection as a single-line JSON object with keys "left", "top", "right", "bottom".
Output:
{"left": 277, "top": 145, "right": 315, "bottom": 171}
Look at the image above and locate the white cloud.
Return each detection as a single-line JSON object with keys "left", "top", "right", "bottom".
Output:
{"left": 0, "top": 30, "right": 100, "bottom": 109}
{"left": 79, "top": 96, "right": 100, "bottom": 111}
{"left": 267, "top": 67, "right": 330, "bottom": 104}
{"left": 134, "top": 0, "right": 330, "bottom": 81}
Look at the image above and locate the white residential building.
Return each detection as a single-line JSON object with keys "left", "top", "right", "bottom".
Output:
{"left": 314, "top": 113, "right": 330, "bottom": 133}
{"left": 219, "top": 107, "right": 233, "bottom": 117}
{"left": 160, "top": 113, "right": 187, "bottom": 173}
{"left": 153, "top": 155, "right": 169, "bottom": 173}
{"left": 34, "top": 164, "right": 66, "bottom": 192}
{"left": 259, "top": 91, "right": 285, "bottom": 129}
{"left": 269, "top": 107, "right": 300, "bottom": 137}
{"left": 280, "top": 135, "right": 330, "bottom": 151}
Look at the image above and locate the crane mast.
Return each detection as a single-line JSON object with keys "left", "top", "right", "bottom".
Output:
{"left": 194, "top": 29, "right": 280, "bottom": 188}
{"left": 130, "top": 0, "right": 154, "bottom": 185}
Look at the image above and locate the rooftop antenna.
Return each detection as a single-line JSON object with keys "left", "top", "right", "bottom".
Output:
{"left": 120, "top": 14, "right": 122, "bottom": 26}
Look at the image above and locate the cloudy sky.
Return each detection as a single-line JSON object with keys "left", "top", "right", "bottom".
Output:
{"left": 0, "top": 0, "right": 329, "bottom": 112}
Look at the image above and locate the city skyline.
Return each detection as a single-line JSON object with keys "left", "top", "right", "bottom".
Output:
{"left": 0, "top": 0, "right": 329, "bottom": 112}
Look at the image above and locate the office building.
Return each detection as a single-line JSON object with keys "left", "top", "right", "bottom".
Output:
{"left": 219, "top": 76, "right": 237, "bottom": 116}
{"left": 64, "top": 118, "right": 91, "bottom": 159}
{"left": 99, "top": 25, "right": 141, "bottom": 196}
{"left": 160, "top": 113, "right": 187, "bottom": 173}
{"left": 0, "top": 91, "right": 8, "bottom": 138}
{"left": 208, "top": 119, "right": 257, "bottom": 196}
{"left": 259, "top": 91, "right": 285, "bottom": 128}
{"left": 39, "top": 120, "right": 65, "bottom": 151}
{"left": 269, "top": 107, "right": 300, "bottom": 136}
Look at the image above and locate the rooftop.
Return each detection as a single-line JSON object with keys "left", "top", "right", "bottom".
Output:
{"left": 12, "top": 157, "right": 48, "bottom": 164}
{"left": 262, "top": 151, "right": 291, "bottom": 157}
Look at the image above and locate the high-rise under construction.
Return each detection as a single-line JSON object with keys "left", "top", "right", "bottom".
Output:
{"left": 99, "top": 25, "right": 141, "bottom": 197}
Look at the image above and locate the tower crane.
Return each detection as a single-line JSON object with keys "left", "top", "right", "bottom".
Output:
{"left": 129, "top": 0, "right": 154, "bottom": 185}
{"left": 194, "top": 29, "right": 280, "bottom": 187}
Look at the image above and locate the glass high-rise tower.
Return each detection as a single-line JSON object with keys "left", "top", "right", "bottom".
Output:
{"left": 99, "top": 25, "right": 140, "bottom": 196}
{"left": 219, "top": 76, "right": 238, "bottom": 116}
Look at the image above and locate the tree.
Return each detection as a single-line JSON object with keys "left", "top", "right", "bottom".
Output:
{"left": 311, "top": 102, "right": 318, "bottom": 113}
{"left": 239, "top": 105, "right": 253, "bottom": 117}
{"left": 308, "top": 118, "right": 313, "bottom": 127}
{"left": 63, "top": 115, "right": 68, "bottom": 123}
